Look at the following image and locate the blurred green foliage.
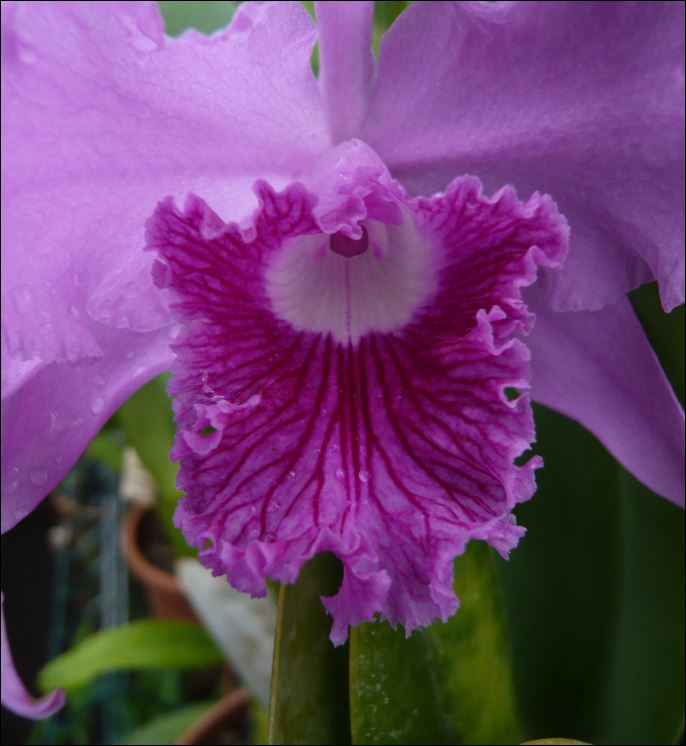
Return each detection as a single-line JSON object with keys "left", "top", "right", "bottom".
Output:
{"left": 39, "top": 620, "right": 224, "bottom": 693}
{"left": 158, "top": 1, "right": 240, "bottom": 36}
{"left": 117, "top": 700, "right": 216, "bottom": 745}
{"left": 114, "top": 374, "right": 193, "bottom": 558}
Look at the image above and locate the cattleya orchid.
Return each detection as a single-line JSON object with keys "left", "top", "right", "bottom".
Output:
{"left": 1, "top": 0, "right": 684, "bottom": 720}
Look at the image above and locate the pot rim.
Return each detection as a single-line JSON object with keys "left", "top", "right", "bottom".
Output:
{"left": 121, "top": 503, "right": 182, "bottom": 594}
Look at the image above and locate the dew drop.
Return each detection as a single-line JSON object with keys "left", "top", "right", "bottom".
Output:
{"left": 19, "top": 47, "right": 37, "bottom": 64}
{"left": 335, "top": 468, "right": 346, "bottom": 483}
{"left": 30, "top": 468, "right": 48, "bottom": 486}
{"left": 48, "top": 411, "right": 58, "bottom": 433}
{"left": 14, "top": 287, "right": 32, "bottom": 311}
{"left": 91, "top": 397, "right": 105, "bottom": 414}
{"left": 358, "top": 469, "right": 370, "bottom": 483}
{"left": 7, "top": 466, "right": 19, "bottom": 494}
{"left": 288, "top": 470, "right": 296, "bottom": 479}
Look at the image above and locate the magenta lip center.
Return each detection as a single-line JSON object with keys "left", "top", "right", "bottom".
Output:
{"left": 329, "top": 226, "right": 369, "bottom": 258}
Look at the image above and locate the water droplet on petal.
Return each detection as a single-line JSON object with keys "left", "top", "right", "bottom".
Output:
{"left": 358, "top": 469, "right": 370, "bottom": 483}
{"left": 335, "top": 468, "right": 345, "bottom": 482}
{"left": 19, "top": 47, "right": 37, "bottom": 64}
{"left": 30, "top": 468, "right": 48, "bottom": 486}
{"left": 14, "top": 287, "right": 32, "bottom": 311}
{"left": 7, "top": 468, "right": 20, "bottom": 493}
{"left": 91, "top": 397, "right": 105, "bottom": 414}
{"left": 48, "top": 411, "right": 58, "bottom": 433}
{"left": 288, "top": 470, "right": 296, "bottom": 479}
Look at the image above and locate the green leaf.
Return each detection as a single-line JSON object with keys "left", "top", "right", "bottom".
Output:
{"left": 499, "top": 283, "right": 684, "bottom": 744}
{"left": 115, "top": 375, "right": 192, "bottom": 557}
{"left": 39, "top": 620, "right": 224, "bottom": 693}
{"left": 252, "top": 700, "right": 270, "bottom": 746}
{"left": 597, "top": 471, "right": 685, "bottom": 745}
{"left": 157, "top": 1, "right": 240, "bottom": 37}
{"left": 349, "top": 542, "right": 521, "bottom": 745}
{"left": 117, "top": 701, "right": 216, "bottom": 745}
{"left": 268, "top": 553, "right": 351, "bottom": 745}
{"left": 500, "top": 402, "right": 684, "bottom": 745}
{"left": 498, "top": 406, "right": 623, "bottom": 743}
{"left": 85, "top": 429, "right": 124, "bottom": 472}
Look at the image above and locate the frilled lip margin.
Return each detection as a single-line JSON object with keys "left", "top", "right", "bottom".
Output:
{"left": 146, "top": 171, "right": 569, "bottom": 644}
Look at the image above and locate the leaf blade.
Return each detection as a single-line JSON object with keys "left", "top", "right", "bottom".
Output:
{"left": 349, "top": 542, "right": 521, "bottom": 745}
{"left": 39, "top": 620, "right": 224, "bottom": 693}
{"left": 268, "top": 553, "right": 351, "bottom": 745}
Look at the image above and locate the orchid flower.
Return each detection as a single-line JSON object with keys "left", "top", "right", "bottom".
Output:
{"left": 1, "top": 0, "right": 683, "bottom": 719}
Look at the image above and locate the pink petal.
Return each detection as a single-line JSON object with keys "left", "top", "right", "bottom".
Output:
{"left": 147, "top": 153, "right": 567, "bottom": 641}
{"left": 315, "top": 1, "right": 375, "bottom": 143}
{"left": 527, "top": 290, "right": 685, "bottom": 507}
{"left": 1, "top": 0, "right": 326, "bottom": 528}
{"left": 1, "top": 593, "right": 64, "bottom": 719}
{"left": 362, "top": 1, "right": 685, "bottom": 312}
{"left": 1, "top": 327, "right": 173, "bottom": 533}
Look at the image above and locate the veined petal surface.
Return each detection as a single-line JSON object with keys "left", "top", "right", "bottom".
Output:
{"left": 362, "top": 1, "right": 685, "bottom": 312}
{"left": 148, "top": 144, "right": 567, "bottom": 641}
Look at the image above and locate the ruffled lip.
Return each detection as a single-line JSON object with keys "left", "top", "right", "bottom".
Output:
{"left": 147, "top": 143, "right": 568, "bottom": 643}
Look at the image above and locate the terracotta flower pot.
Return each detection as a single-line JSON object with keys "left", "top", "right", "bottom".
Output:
{"left": 175, "top": 687, "right": 251, "bottom": 745}
{"left": 121, "top": 503, "right": 198, "bottom": 622}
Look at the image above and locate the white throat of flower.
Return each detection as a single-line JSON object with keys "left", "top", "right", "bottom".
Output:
{"left": 265, "top": 213, "right": 437, "bottom": 345}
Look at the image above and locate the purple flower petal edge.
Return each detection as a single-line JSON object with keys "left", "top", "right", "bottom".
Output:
{"left": 1, "top": 594, "right": 65, "bottom": 719}
{"left": 147, "top": 168, "right": 567, "bottom": 642}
